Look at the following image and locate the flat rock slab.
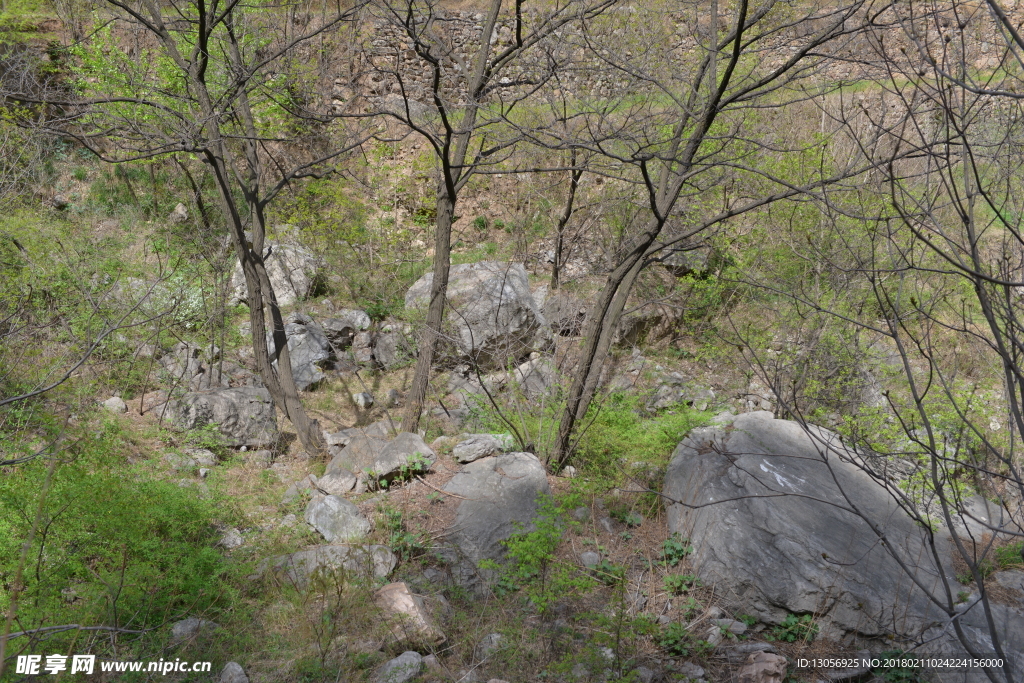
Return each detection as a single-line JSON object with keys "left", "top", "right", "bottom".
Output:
{"left": 166, "top": 387, "right": 278, "bottom": 447}
{"left": 304, "top": 495, "right": 371, "bottom": 542}
{"left": 442, "top": 452, "right": 551, "bottom": 564}
{"left": 264, "top": 544, "right": 396, "bottom": 589}
{"left": 664, "top": 411, "right": 956, "bottom": 639}
{"left": 327, "top": 432, "right": 435, "bottom": 485}
{"left": 453, "top": 434, "right": 512, "bottom": 463}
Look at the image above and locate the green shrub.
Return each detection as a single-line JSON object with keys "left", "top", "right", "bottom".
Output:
{"left": 655, "top": 623, "right": 710, "bottom": 657}
{"left": 0, "top": 418, "right": 237, "bottom": 657}
{"left": 576, "top": 392, "right": 710, "bottom": 485}
{"left": 769, "top": 613, "right": 818, "bottom": 643}
{"left": 659, "top": 534, "right": 693, "bottom": 567}
{"left": 592, "top": 558, "right": 626, "bottom": 586}
{"left": 663, "top": 573, "right": 701, "bottom": 595}
{"left": 490, "top": 493, "right": 595, "bottom": 612}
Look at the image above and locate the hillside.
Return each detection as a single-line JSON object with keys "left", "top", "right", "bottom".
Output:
{"left": 1, "top": 1, "right": 1023, "bottom": 682}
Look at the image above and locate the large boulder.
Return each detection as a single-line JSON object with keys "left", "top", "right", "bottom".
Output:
{"left": 664, "top": 411, "right": 956, "bottom": 639}
{"left": 166, "top": 387, "right": 278, "bottom": 447}
{"left": 405, "top": 262, "right": 546, "bottom": 369}
{"left": 442, "top": 452, "right": 550, "bottom": 564}
{"left": 326, "top": 431, "right": 435, "bottom": 486}
{"left": 264, "top": 544, "right": 396, "bottom": 588}
{"left": 304, "top": 495, "right": 372, "bottom": 542}
{"left": 266, "top": 313, "right": 332, "bottom": 391}
{"left": 229, "top": 241, "right": 318, "bottom": 307}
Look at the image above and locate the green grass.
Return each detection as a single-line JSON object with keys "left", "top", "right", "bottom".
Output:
{"left": 574, "top": 392, "right": 711, "bottom": 480}
{"left": 0, "top": 417, "right": 240, "bottom": 660}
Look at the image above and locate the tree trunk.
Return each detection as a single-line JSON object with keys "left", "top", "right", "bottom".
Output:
{"left": 552, "top": 253, "right": 645, "bottom": 467}
{"left": 551, "top": 156, "right": 582, "bottom": 292}
{"left": 206, "top": 151, "right": 326, "bottom": 458}
{"left": 402, "top": 189, "right": 454, "bottom": 433}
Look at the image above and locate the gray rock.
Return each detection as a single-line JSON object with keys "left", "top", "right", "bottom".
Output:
{"left": 542, "top": 291, "right": 586, "bottom": 336}
{"left": 661, "top": 244, "right": 714, "bottom": 278}
{"left": 266, "top": 314, "right": 332, "bottom": 391}
{"left": 166, "top": 448, "right": 216, "bottom": 471}
{"left": 405, "top": 261, "right": 546, "bottom": 368}
{"left": 614, "top": 303, "right": 679, "bottom": 347}
{"left": 372, "top": 433, "right": 436, "bottom": 482}
{"left": 304, "top": 495, "right": 371, "bottom": 542}
{"left": 336, "top": 308, "right": 371, "bottom": 331}
{"left": 185, "top": 448, "right": 217, "bottom": 467}
{"left": 168, "top": 202, "right": 188, "bottom": 224}
{"left": 219, "top": 662, "right": 248, "bottom": 683}
{"left": 376, "top": 651, "right": 422, "bottom": 683}
{"left": 735, "top": 652, "right": 787, "bottom": 683}
{"left": 102, "top": 396, "right": 128, "bottom": 413}
{"left": 375, "top": 582, "right": 446, "bottom": 648}
{"left": 474, "top": 632, "right": 504, "bottom": 661}
{"left": 718, "top": 642, "right": 779, "bottom": 664}
{"left": 665, "top": 411, "right": 956, "bottom": 639}
{"left": 159, "top": 341, "right": 209, "bottom": 388}
{"left": 374, "top": 327, "right": 416, "bottom": 369}
{"left": 648, "top": 382, "right": 717, "bottom": 412}
{"left": 631, "top": 666, "right": 656, "bottom": 683}
{"left": 316, "top": 470, "right": 357, "bottom": 495}
{"left": 217, "top": 527, "right": 243, "bottom": 549}
{"left": 991, "top": 569, "right": 1024, "bottom": 593}
{"left": 281, "top": 483, "right": 299, "bottom": 505}
{"left": 264, "top": 544, "right": 396, "bottom": 588}
{"left": 580, "top": 551, "right": 601, "bottom": 568}
{"left": 453, "top": 434, "right": 506, "bottom": 463}
{"left": 326, "top": 419, "right": 397, "bottom": 449}
{"left": 442, "top": 452, "right": 551, "bottom": 563}
{"left": 321, "top": 309, "right": 370, "bottom": 348}
{"left": 676, "top": 661, "right": 705, "bottom": 679}
{"left": 353, "top": 392, "right": 374, "bottom": 409}
{"left": 713, "top": 618, "right": 747, "bottom": 636}
{"left": 169, "top": 617, "right": 218, "bottom": 646}
{"left": 229, "top": 241, "right": 318, "bottom": 307}
{"left": 952, "top": 494, "right": 1024, "bottom": 539}
{"left": 513, "top": 357, "right": 559, "bottom": 398}
{"left": 166, "top": 387, "right": 278, "bottom": 447}
{"left": 327, "top": 432, "right": 388, "bottom": 477}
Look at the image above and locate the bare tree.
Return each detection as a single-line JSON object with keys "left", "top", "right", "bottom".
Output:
{"left": 543, "top": 0, "right": 882, "bottom": 465}
{"left": 4, "top": 1, "right": 372, "bottom": 456}
{"left": 352, "top": 0, "right": 619, "bottom": 433}
{"left": 729, "top": 2, "right": 1024, "bottom": 676}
